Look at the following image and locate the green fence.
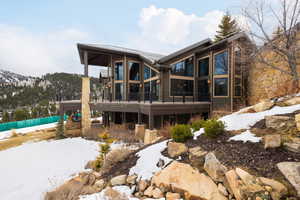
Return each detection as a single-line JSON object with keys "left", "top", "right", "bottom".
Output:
{"left": 0, "top": 115, "right": 67, "bottom": 132}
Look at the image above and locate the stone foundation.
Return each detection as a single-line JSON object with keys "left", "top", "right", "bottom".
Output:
{"left": 135, "top": 124, "right": 145, "bottom": 141}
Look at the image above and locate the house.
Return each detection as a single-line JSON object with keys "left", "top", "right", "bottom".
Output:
{"left": 59, "top": 32, "right": 250, "bottom": 131}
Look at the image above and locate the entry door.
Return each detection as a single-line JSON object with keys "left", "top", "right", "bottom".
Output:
{"left": 197, "top": 57, "right": 210, "bottom": 101}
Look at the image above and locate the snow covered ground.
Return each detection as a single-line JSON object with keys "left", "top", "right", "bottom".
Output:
{"left": 129, "top": 140, "right": 172, "bottom": 180}
{"left": 0, "top": 122, "right": 58, "bottom": 140}
{"left": 0, "top": 138, "right": 99, "bottom": 200}
{"left": 220, "top": 104, "right": 300, "bottom": 131}
{"left": 228, "top": 130, "right": 261, "bottom": 143}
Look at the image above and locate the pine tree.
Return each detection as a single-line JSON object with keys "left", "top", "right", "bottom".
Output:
{"left": 2, "top": 111, "right": 10, "bottom": 122}
{"left": 214, "top": 12, "right": 240, "bottom": 42}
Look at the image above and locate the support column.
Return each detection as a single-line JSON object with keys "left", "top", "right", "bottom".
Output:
{"left": 138, "top": 111, "right": 142, "bottom": 124}
{"left": 81, "top": 73, "right": 91, "bottom": 135}
{"left": 149, "top": 113, "right": 154, "bottom": 130}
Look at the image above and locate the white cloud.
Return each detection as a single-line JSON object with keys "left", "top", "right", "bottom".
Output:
{"left": 0, "top": 25, "right": 90, "bottom": 76}
{"left": 128, "top": 5, "right": 226, "bottom": 54}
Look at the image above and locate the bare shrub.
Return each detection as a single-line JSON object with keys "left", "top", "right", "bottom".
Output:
{"left": 158, "top": 122, "right": 172, "bottom": 139}
{"left": 108, "top": 124, "right": 139, "bottom": 143}
{"left": 84, "top": 127, "right": 105, "bottom": 140}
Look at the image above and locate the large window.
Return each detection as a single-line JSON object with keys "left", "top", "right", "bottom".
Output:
{"left": 144, "top": 65, "right": 157, "bottom": 80}
{"left": 214, "top": 51, "right": 228, "bottom": 75}
{"left": 213, "top": 50, "right": 229, "bottom": 97}
{"left": 171, "top": 57, "right": 194, "bottom": 77}
{"left": 144, "top": 80, "right": 159, "bottom": 101}
{"left": 214, "top": 78, "right": 228, "bottom": 96}
{"left": 129, "top": 83, "right": 139, "bottom": 100}
{"left": 115, "top": 83, "right": 123, "bottom": 100}
{"left": 171, "top": 79, "right": 194, "bottom": 96}
{"left": 198, "top": 57, "right": 209, "bottom": 77}
{"left": 128, "top": 62, "right": 140, "bottom": 81}
{"left": 114, "top": 62, "right": 124, "bottom": 80}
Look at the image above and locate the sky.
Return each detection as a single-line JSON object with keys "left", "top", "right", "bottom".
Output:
{"left": 0, "top": 0, "right": 256, "bottom": 76}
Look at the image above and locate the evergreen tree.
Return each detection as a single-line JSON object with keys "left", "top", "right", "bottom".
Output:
{"left": 214, "top": 12, "right": 240, "bottom": 42}
{"left": 2, "top": 111, "right": 10, "bottom": 122}
{"left": 56, "top": 118, "right": 65, "bottom": 139}
{"left": 49, "top": 104, "right": 57, "bottom": 115}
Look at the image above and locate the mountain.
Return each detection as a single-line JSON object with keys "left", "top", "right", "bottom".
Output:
{"left": 0, "top": 70, "right": 101, "bottom": 110}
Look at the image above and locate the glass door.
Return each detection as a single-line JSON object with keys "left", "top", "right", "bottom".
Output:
{"left": 197, "top": 57, "right": 210, "bottom": 101}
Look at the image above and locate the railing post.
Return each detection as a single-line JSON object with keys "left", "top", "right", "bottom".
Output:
{"left": 173, "top": 95, "right": 175, "bottom": 103}
{"left": 150, "top": 91, "right": 152, "bottom": 104}
{"left": 183, "top": 92, "right": 185, "bottom": 103}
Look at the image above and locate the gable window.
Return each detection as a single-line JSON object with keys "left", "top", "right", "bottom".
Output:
{"left": 144, "top": 65, "right": 157, "bottom": 80}
{"left": 213, "top": 50, "right": 229, "bottom": 97}
{"left": 128, "top": 62, "right": 140, "bottom": 81}
{"left": 171, "top": 57, "right": 194, "bottom": 77}
{"left": 144, "top": 64, "right": 159, "bottom": 101}
{"left": 129, "top": 83, "right": 139, "bottom": 100}
{"left": 114, "top": 62, "right": 124, "bottom": 80}
{"left": 214, "top": 51, "right": 228, "bottom": 75}
{"left": 198, "top": 57, "right": 209, "bottom": 77}
{"left": 115, "top": 83, "right": 123, "bottom": 100}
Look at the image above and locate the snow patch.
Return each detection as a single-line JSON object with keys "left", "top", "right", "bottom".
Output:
{"left": 193, "top": 128, "right": 204, "bottom": 140}
{"left": 129, "top": 140, "right": 172, "bottom": 180}
{"left": 228, "top": 130, "right": 261, "bottom": 143}
{"left": 0, "top": 138, "right": 99, "bottom": 200}
{"left": 220, "top": 104, "right": 300, "bottom": 131}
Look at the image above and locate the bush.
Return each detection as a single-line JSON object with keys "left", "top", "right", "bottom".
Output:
{"left": 191, "top": 119, "right": 206, "bottom": 131}
{"left": 56, "top": 118, "right": 65, "bottom": 139}
{"left": 203, "top": 119, "right": 225, "bottom": 138}
{"left": 171, "top": 124, "right": 192, "bottom": 143}
{"left": 100, "top": 143, "right": 110, "bottom": 154}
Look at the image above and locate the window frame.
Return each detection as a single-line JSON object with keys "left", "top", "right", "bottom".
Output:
{"left": 169, "top": 55, "right": 195, "bottom": 97}
{"left": 170, "top": 78, "right": 194, "bottom": 97}
{"left": 114, "top": 60, "right": 124, "bottom": 81}
{"left": 127, "top": 60, "right": 141, "bottom": 82}
{"left": 233, "top": 45, "right": 243, "bottom": 97}
{"left": 143, "top": 63, "right": 160, "bottom": 100}
{"left": 213, "top": 49, "right": 229, "bottom": 98}
{"left": 197, "top": 55, "right": 210, "bottom": 77}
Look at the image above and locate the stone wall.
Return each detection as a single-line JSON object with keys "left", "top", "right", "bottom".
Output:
{"left": 81, "top": 77, "right": 91, "bottom": 135}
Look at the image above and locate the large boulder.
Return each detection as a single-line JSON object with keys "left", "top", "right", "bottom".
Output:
{"left": 225, "top": 170, "right": 244, "bottom": 200}
{"left": 167, "top": 142, "right": 188, "bottom": 158}
{"left": 264, "top": 134, "right": 281, "bottom": 149}
{"left": 151, "top": 161, "right": 227, "bottom": 200}
{"left": 265, "top": 115, "right": 294, "bottom": 129}
{"left": 235, "top": 168, "right": 264, "bottom": 194}
{"left": 166, "top": 192, "right": 181, "bottom": 200}
{"left": 295, "top": 114, "right": 300, "bottom": 131}
{"left": 283, "top": 142, "right": 300, "bottom": 153}
{"left": 138, "top": 180, "right": 149, "bottom": 192}
{"left": 110, "top": 175, "right": 127, "bottom": 186}
{"left": 104, "top": 187, "right": 129, "bottom": 200}
{"left": 284, "top": 97, "right": 300, "bottom": 106}
{"left": 144, "top": 129, "right": 161, "bottom": 145}
{"left": 258, "top": 177, "right": 288, "bottom": 200}
{"left": 189, "top": 146, "right": 208, "bottom": 168}
{"left": 203, "top": 152, "right": 228, "bottom": 182}
{"left": 253, "top": 101, "right": 274, "bottom": 112}
{"left": 277, "top": 162, "right": 300, "bottom": 197}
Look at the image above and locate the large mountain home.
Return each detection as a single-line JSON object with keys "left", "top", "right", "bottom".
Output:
{"left": 60, "top": 32, "right": 250, "bottom": 131}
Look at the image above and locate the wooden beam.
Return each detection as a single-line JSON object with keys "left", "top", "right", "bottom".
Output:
{"left": 84, "top": 51, "right": 89, "bottom": 77}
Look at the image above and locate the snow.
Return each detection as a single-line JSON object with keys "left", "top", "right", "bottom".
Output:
{"left": 0, "top": 122, "right": 58, "bottom": 140}
{"left": 0, "top": 138, "right": 99, "bottom": 200}
{"left": 220, "top": 104, "right": 300, "bottom": 131}
{"left": 228, "top": 130, "right": 262, "bottom": 143}
{"left": 129, "top": 140, "right": 172, "bottom": 180}
{"left": 193, "top": 128, "right": 204, "bottom": 140}
{"left": 80, "top": 185, "right": 165, "bottom": 200}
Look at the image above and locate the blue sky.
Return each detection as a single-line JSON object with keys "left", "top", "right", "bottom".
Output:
{"left": 0, "top": 0, "right": 243, "bottom": 76}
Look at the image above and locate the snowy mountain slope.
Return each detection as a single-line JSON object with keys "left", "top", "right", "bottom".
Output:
{"left": 0, "top": 69, "right": 36, "bottom": 84}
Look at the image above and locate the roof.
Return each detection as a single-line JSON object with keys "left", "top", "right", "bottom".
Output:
{"left": 77, "top": 43, "right": 165, "bottom": 64}
{"left": 77, "top": 32, "right": 248, "bottom": 66}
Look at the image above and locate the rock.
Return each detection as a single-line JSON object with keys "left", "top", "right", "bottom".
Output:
{"left": 85, "top": 160, "right": 94, "bottom": 170}
{"left": 110, "top": 175, "right": 127, "bottom": 186}
{"left": 81, "top": 173, "right": 96, "bottom": 186}
{"left": 126, "top": 174, "right": 137, "bottom": 185}
{"left": 277, "top": 162, "right": 300, "bottom": 197}
{"left": 135, "top": 124, "right": 145, "bottom": 141}
{"left": 104, "top": 187, "right": 129, "bottom": 200}
{"left": 265, "top": 115, "right": 293, "bottom": 129}
{"left": 144, "top": 129, "right": 161, "bottom": 144}
{"left": 218, "top": 183, "right": 228, "bottom": 196}
{"left": 138, "top": 180, "right": 149, "bottom": 192}
{"left": 259, "top": 177, "right": 287, "bottom": 200}
{"left": 166, "top": 192, "right": 181, "bottom": 200}
{"left": 284, "top": 97, "right": 300, "bottom": 106}
{"left": 93, "top": 171, "right": 101, "bottom": 179}
{"left": 152, "top": 187, "right": 164, "bottom": 198}
{"left": 225, "top": 170, "right": 244, "bottom": 200}
{"left": 189, "top": 146, "right": 208, "bottom": 168}
{"left": 94, "top": 179, "right": 106, "bottom": 191}
{"left": 151, "top": 161, "right": 227, "bottom": 200}
{"left": 253, "top": 101, "right": 274, "bottom": 112}
{"left": 167, "top": 142, "right": 188, "bottom": 158}
{"left": 284, "top": 142, "right": 300, "bottom": 153}
{"left": 235, "top": 168, "right": 264, "bottom": 193}
{"left": 203, "top": 152, "right": 228, "bottom": 182}
{"left": 143, "top": 185, "right": 154, "bottom": 197}
{"left": 264, "top": 134, "right": 281, "bottom": 149}
{"left": 295, "top": 114, "right": 300, "bottom": 131}
{"left": 157, "top": 158, "right": 165, "bottom": 168}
